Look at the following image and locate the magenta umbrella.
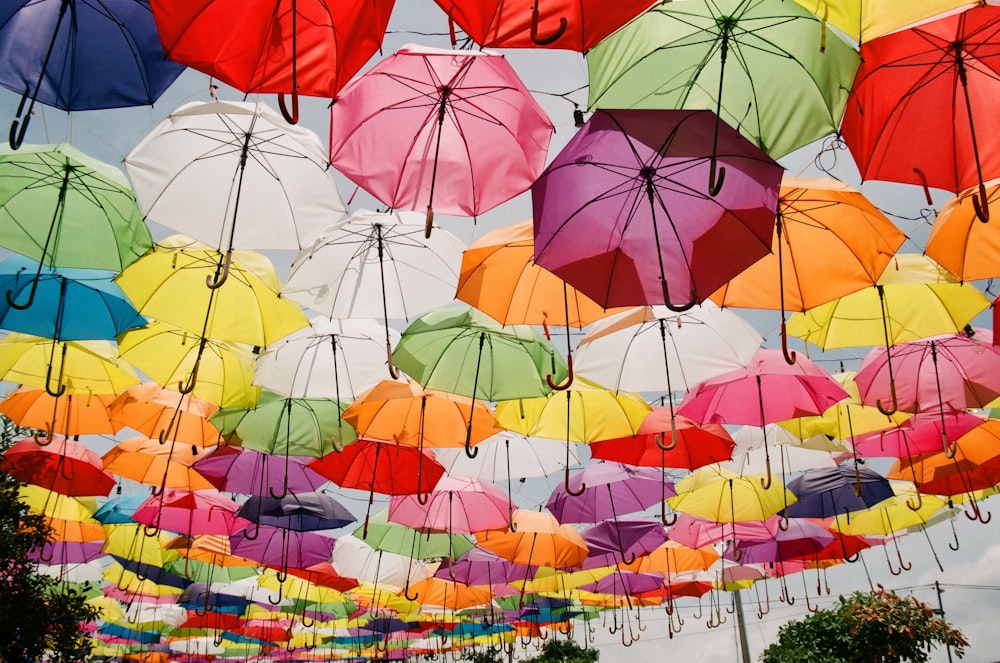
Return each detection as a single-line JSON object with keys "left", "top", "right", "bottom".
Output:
{"left": 546, "top": 462, "right": 673, "bottom": 525}
{"left": 329, "top": 43, "right": 553, "bottom": 236}
{"left": 191, "top": 445, "right": 327, "bottom": 498}
{"left": 667, "top": 513, "right": 780, "bottom": 549}
{"left": 131, "top": 488, "right": 248, "bottom": 537}
{"left": 854, "top": 330, "right": 1000, "bottom": 456}
{"left": 723, "top": 518, "right": 833, "bottom": 564}
{"left": 678, "top": 348, "right": 849, "bottom": 487}
{"left": 387, "top": 475, "right": 512, "bottom": 534}
{"left": 852, "top": 410, "right": 986, "bottom": 459}
{"left": 532, "top": 108, "right": 782, "bottom": 310}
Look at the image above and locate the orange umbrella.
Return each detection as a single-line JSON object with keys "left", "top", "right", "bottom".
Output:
{"left": 619, "top": 540, "right": 719, "bottom": 576}
{"left": 405, "top": 577, "right": 493, "bottom": 610}
{"left": 109, "top": 382, "right": 222, "bottom": 448}
{"left": 925, "top": 177, "right": 1000, "bottom": 282}
{"left": 164, "top": 534, "right": 259, "bottom": 568}
{"left": 475, "top": 509, "right": 589, "bottom": 569}
{"left": 45, "top": 515, "right": 105, "bottom": 543}
{"left": 0, "top": 385, "right": 120, "bottom": 438}
{"left": 102, "top": 436, "right": 215, "bottom": 492}
{"left": 710, "top": 177, "right": 905, "bottom": 363}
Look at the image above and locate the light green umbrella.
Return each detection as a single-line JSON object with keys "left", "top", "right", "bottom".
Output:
{"left": 354, "top": 509, "right": 476, "bottom": 561}
{"left": 209, "top": 389, "right": 357, "bottom": 458}
{"left": 586, "top": 0, "right": 860, "bottom": 160}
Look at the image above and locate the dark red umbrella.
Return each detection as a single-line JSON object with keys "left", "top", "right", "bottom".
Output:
{"left": 3, "top": 434, "right": 115, "bottom": 496}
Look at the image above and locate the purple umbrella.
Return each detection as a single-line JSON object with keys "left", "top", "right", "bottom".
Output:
{"left": 191, "top": 445, "right": 327, "bottom": 497}
{"left": 230, "top": 524, "right": 334, "bottom": 575}
{"left": 581, "top": 519, "right": 668, "bottom": 569}
{"left": 532, "top": 109, "right": 782, "bottom": 311}
{"left": 546, "top": 462, "right": 674, "bottom": 524}
{"left": 580, "top": 570, "right": 665, "bottom": 596}
{"left": 27, "top": 540, "right": 104, "bottom": 564}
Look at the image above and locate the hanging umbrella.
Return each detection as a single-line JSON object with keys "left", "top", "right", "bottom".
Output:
{"left": 475, "top": 510, "right": 589, "bottom": 570}
{"left": 253, "top": 317, "right": 401, "bottom": 401}
{"left": 852, "top": 410, "right": 985, "bottom": 460}
{"left": 328, "top": 43, "right": 553, "bottom": 235}
{"left": 830, "top": 482, "right": 947, "bottom": 537}
{"left": 532, "top": 109, "right": 782, "bottom": 311}
{"left": 432, "top": 0, "right": 656, "bottom": 49}
{"left": 586, "top": 0, "right": 860, "bottom": 159}
{"left": 355, "top": 510, "right": 475, "bottom": 563}
{"left": 580, "top": 519, "right": 668, "bottom": 569}
{"left": 238, "top": 492, "right": 355, "bottom": 532}
{"left": 131, "top": 489, "right": 247, "bottom": 537}
{"left": 589, "top": 409, "right": 735, "bottom": 471}
{"left": 124, "top": 101, "right": 345, "bottom": 274}
{"left": 840, "top": 4, "right": 1000, "bottom": 221}
{"left": 791, "top": 0, "right": 972, "bottom": 44}
{"left": 431, "top": 431, "right": 579, "bottom": 481}
{"left": 2, "top": 434, "right": 115, "bottom": 496}
{"left": 103, "top": 436, "right": 216, "bottom": 493}
{"left": 783, "top": 465, "right": 895, "bottom": 520}
{"left": 150, "top": 0, "right": 394, "bottom": 123}
{"left": 667, "top": 468, "right": 795, "bottom": 524}
{"left": 0, "top": 0, "right": 184, "bottom": 147}
{"left": 117, "top": 323, "right": 259, "bottom": 410}
{"left": 723, "top": 518, "right": 834, "bottom": 564}
{"left": 108, "top": 383, "right": 224, "bottom": 448}
{"left": 0, "top": 385, "right": 120, "bottom": 437}
{"left": 388, "top": 475, "right": 512, "bottom": 535}
{"left": 545, "top": 462, "right": 671, "bottom": 525}
{"left": 191, "top": 445, "right": 327, "bottom": 498}
{"left": 494, "top": 376, "right": 651, "bottom": 495}
{"left": 926, "top": 177, "right": 1000, "bottom": 281}
{"left": 282, "top": 209, "right": 464, "bottom": 374}
{"left": 332, "top": 535, "right": 430, "bottom": 590}
{"left": 0, "top": 333, "right": 139, "bottom": 396}
{"left": 230, "top": 526, "right": 335, "bottom": 575}
{"left": 709, "top": 177, "right": 905, "bottom": 362}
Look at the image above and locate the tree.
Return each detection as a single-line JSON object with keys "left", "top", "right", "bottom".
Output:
{"left": 524, "top": 638, "right": 599, "bottom": 663}
{"left": 0, "top": 418, "right": 99, "bottom": 663}
{"left": 761, "top": 588, "right": 968, "bottom": 663}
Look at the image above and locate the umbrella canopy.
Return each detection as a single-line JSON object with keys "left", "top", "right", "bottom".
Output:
{"left": 354, "top": 510, "right": 475, "bottom": 561}
{"left": 132, "top": 489, "right": 246, "bottom": 537}
{"left": 667, "top": 467, "right": 796, "bottom": 523}
{"left": 0, "top": 0, "right": 184, "bottom": 146}
{"left": 238, "top": 492, "right": 355, "bottom": 532}
{"left": 0, "top": 334, "right": 139, "bottom": 395}
{"left": 309, "top": 439, "right": 445, "bottom": 497}
{"left": 841, "top": 4, "right": 1000, "bottom": 216}
{"left": 388, "top": 475, "right": 512, "bottom": 534}
{"left": 432, "top": 0, "right": 656, "bottom": 50}
{"left": 108, "top": 383, "right": 224, "bottom": 448}
{"left": 790, "top": 0, "right": 972, "bottom": 43}
{"left": 151, "top": 0, "right": 393, "bottom": 120}
{"left": 0, "top": 386, "right": 120, "bottom": 437}
{"left": 475, "top": 510, "right": 589, "bottom": 569}
{"left": 103, "top": 436, "right": 215, "bottom": 492}
{"left": 329, "top": 43, "right": 553, "bottom": 229}
{"left": 852, "top": 410, "right": 985, "bottom": 459}
{"left": 124, "top": 100, "right": 345, "bottom": 255}
{"left": 888, "top": 419, "right": 1000, "bottom": 497}
{"left": 588, "top": 409, "right": 735, "bottom": 470}
{"left": 230, "top": 525, "right": 335, "bottom": 571}
{"left": 586, "top": 0, "right": 860, "bottom": 158}
{"left": 432, "top": 431, "right": 579, "bottom": 481}
{"left": 926, "top": 177, "right": 1000, "bottom": 282}
{"left": 191, "top": 445, "right": 327, "bottom": 497}
{"left": 546, "top": 462, "right": 671, "bottom": 524}
{"left": 580, "top": 519, "right": 668, "bottom": 569}
{"left": 2, "top": 434, "right": 115, "bottom": 496}
{"left": 784, "top": 465, "right": 895, "bottom": 519}
{"left": 532, "top": 109, "right": 782, "bottom": 310}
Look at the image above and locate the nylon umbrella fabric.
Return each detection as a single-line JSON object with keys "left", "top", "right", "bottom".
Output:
{"left": 532, "top": 109, "right": 782, "bottom": 309}
{"left": 791, "top": 0, "right": 974, "bottom": 43}
{"left": 852, "top": 410, "right": 985, "bottom": 459}
{"left": 102, "top": 436, "right": 216, "bottom": 492}
{"left": 328, "top": 43, "right": 553, "bottom": 225}
{"left": 131, "top": 489, "right": 247, "bottom": 537}
{"left": 667, "top": 467, "right": 796, "bottom": 523}
{"left": 190, "top": 445, "right": 327, "bottom": 497}
{"left": 108, "top": 383, "right": 224, "bottom": 448}
{"left": 431, "top": 431, "right": 579, "bottom": 481}
{"left": 586, "top": 0, "right": 860, "bottom": 159}
{"left": 888, "top": 419, "right": 1000, "bottom": 497}
{"left": 0, "top": 385, "right": 121, "bottom": 436}
{"left": 387, "top": 475, "right": 513, "bottom": 534}
{"left": 925, "top": 177, "right": 1000, "bottom": 282}
{"left": 237, "top": 492, "right": 355, "bottom": 532}
{"left": 309, "top": 438, "right": 445, "bottom": 497}
{"left": 0, "top": 333, "right": 139, "bottom": 395}
{"left": 475, "top": 509, "right": 589, "bottom": 569}
{"left": 579, "top": 519, "right": 668, "bottom": 569}
{"left": 546, "top": 462, "right": 672, "bottom": 524}
{"left": 588, "top": 409, "right": 735, "bottom": 470}
{"left": 354, "top": 510, "right": 475, "bottom": 561}
{"left": 229, "top": 526, "right": 335, "bottom": 572}
{"left": 2, "top": 434, "right": 116, "bottom": 496}
{"left": 783, "top": 465, "right": 895, "bottom": 519}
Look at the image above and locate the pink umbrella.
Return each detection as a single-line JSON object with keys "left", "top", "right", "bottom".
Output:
{"left": 677, "top": 348, "right": 849, "bottom": 486}
{"left": 852, "top": 410, "right": 986, "bottom": 459}
{"left": 131, "top": 488, "right": 248, "bottom": 537}
{"left": 387, "top": 475, "right": 512, "bottom": 534}
{"left": 328, "top": 43, "right": 553, "bottom": 237}
{"left": 667, "top": 513, "right": 780, "bottom": 549}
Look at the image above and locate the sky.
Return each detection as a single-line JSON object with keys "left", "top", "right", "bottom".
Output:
{"left": 2, "top": 1, "right": 1000, "bottom": 662}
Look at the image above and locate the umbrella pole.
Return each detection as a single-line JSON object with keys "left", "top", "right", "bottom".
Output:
{"left": 929, "top": 341, "right": 957, "bottom": 458}
{"left": 706, "top": 24, "right": 734, "bottom": 197}
{"left": 330, "top": 335, "right": 345, "bottom": 451}
{"left": 505, "top": 439, "right": 517, "bottom": 531}
{"left": 417, "top": 395, "right": 429, "bottom": 504}
{"left": 875, "top": 285, "right": 899, "bottom": 415}
{"left": 464, "top": 333, "right": 484, "bottom": 458}
{"left": 776, "top": 214, "right": 797, "bottom": 364}
{"left": 8, "top": 0, "right": 72, "bottom": 149}
{"left": 207, "top": 127, "right": 255, "bottom": 289}
{"left": 546, "top": 284, "right": 574, "bottom": 390}
{"left": 7, "top": 170, "right": 71, "bottom": 309}
{"left": 655, "top": 319, "right": 678, "bottom": 451}
{"left": 644, "top": 171, "right": 695, "bottom": 311}
{"left": 956, "top": 49, "right": 990, "bottom": 223}
{"left": 375, "top": 225, "right": 400, "bottom": 378}
{"left": 564, "top": 391, "right": 585, "bottom": 496}
{"left": 756, "top": 376, "right": 772, "bottom": 490}
{"left": 606, "top": 484, "right": 635, "bottom": 565}
{"left": 424, "top": 87, "right": 453, "bottom": 239}
{"left": 267, "top": 400, "right": 293, "bottom": 499}
{"left": 277, "top": 0, "right": 300, "bottom": 124}
{"left": 363, "top": 442, "right": 381, "bottom": 538}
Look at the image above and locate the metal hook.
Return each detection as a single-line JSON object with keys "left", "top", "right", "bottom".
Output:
{"left": 205, "top": 250, "right": 233, "bottom": 289}
{"left": 906, "top": 489, "right": 923, "bottom": 512}
{"left": 268, "top": 580, "right": 284, "bottom": 606}
{"left": 44, "top": 347, "right": 67, "bottom": 398}
{"left": 269, "top": 474, "right": 289, "bottom": 500}
{"left": 529, "top": 3, "right": 567, "bottom": 45}
{"left": 760, "top": 455, "right": 772, "bottom": 490}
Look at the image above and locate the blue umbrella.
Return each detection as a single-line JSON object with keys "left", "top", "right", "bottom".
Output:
{"left": 0, "top": 255, "right": 146, "bottom": 340}
{"left": 783, "top": 465, "right": 894, "bottom": 519}
{"left": 93, "top": 493, "right": 146, "bottom": 524}
{"left": 0, "top": 0, "right": 185, "bottom": 148}
{"left": 238, "top": 491, "right": 356, "bottom": 532}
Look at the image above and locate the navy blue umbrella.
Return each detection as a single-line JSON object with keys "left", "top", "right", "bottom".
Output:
{"left": 238, "top": 491, "right": 356, "bottom": 532}
{"left": 783, "top": 464, "right": 894, "bottom": 519}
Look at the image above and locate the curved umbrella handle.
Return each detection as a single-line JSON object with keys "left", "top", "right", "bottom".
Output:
{"left": 661, "top": 502, "right": 677, "bottom": 527}
{"left": 840, "top": 534, "right": 860, "bottom": 563}
{"left": 913, "top": 167, "right": 934, "bottom": 206}
{"left": 205, "top": 250, "right": 233, "bottom": 289}
{"left": 6, "top": 277, "right": 39, "bottom": 310}
{"left": 876, "top": 380, "right": 898, "bottom": 416}
{"left": 780, "top": 322, "right": 797, "bottom": 365}
{"left": 546, "top": 353, "right": 573, "bottom": 391}
{"left": 655, "top": 418, "right": 678, "bottom": 451}
{"left": 33, "top": 422, "right": 54, "bottom": 447}
{"left": 948, "top": 519, "right": 960, "bottom": 551}
{"left": 463, "top": 423, "right": 479, "bottom": 459}
{"left": 884, "top": 543, "right": 901, "bottom": 576}
{"left": 778, "top": 513, "right": 790, "bottom": 531}
{"left": 177, "top": 358, "right": 201, "bottom": 395}
{"left": 403, "top": 584, "right": 419, "bottom": 601}
{"left": 906, "top": 490, "right": 923, "bottom": 512}
{"left": 708, "top": 158, "right": 726, "bottom": 197}
{"left": 661, "top": 280, "right": 697, "bottom": 313}
{"left": 973, "top": 182, "right": 990, "bottom": 224}
{"left": 530, "top": 4, "right": 567, "bottom": 45}
{"left": 45, "top": 353, "right": 67, "bottom": 398}
{"left": 143, "top": 524, "right": 160, "bottom": 538}
{"left": 944, "top": 434, "right": 958, "bottom": 459}
{"left": 278, "top": 90, "right": 299, "bottom": 125}
{"left": 268, "top": 581, "right": 284, "bottom": 606}
{"left": 564, "top": 464, "right": 586, "bottom": 497}
{"left": 9, "top": 113, "right": 30, "bottom": 151}
{"left": 386, "top": 342, "right": 400, "bottom": 379}
{"left": 269, "top": 475, "right": 289, "bottom": 500}
{"left": 759, "top": 456, "right": 772, "bottom": 490}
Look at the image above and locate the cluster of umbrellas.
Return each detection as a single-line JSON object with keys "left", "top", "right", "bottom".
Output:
{"left": 3, "top": 0, "right": 1000, "bottom": 660}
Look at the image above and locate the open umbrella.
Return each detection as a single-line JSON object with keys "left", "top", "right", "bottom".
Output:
{"left": 2, "top": 434, "right": 115, "bottom": 496}
{"left": 586, "top": 0, "right": 859, "bottom": 159}
{"left": 0, "top": 333, "right": 139, "bottom": 397}
{"left": 108, "top": 383, "right": 223, "bottom": 448}
{"left": 545, "top": 462, "right": 671, "bottom": 526}
{"left": 0, "top": 0, "right": 184, "bottom": 147}
{"left": 926, "top": 177, "right": 1000, "bottom": 281}
{"left": 790, "top": 0, "right": 972, "bottom": 44}
{"left": 532, "top": 109, "right": 782, "bottom": 310}
{"left": 1, "top": 386, "right": 120, "bottom": 438}
{"left": 388, "top": 475, "right": 512, "bottom": 535}
{"left": 328, "top": 43, "right": 553, "bottom": 235}
{"left": 151, "top": 0, "right": 394, "bottom": 123}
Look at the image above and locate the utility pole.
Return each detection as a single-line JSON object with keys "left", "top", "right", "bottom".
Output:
{"left": 734, "top": 589, "right": 752, "bottom": 663}
{"left": 934, "top": 581, "right": 953, "bottom": 663}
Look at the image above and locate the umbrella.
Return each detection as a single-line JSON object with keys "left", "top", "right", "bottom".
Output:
{"left": 678, "top": 348, "right": 849, "bottom": 486}
{"left": 332, "top": 535, "right": 430, "bottom": 591}
{"left": 432, "top": 431, "right": 579, "bottom": 481}
{"left": 475, "top": 510, "right": 589, "bottom": 570}
{"left": 282, "top": 209, "right": 464, "bottom": 374}
{"left": 790, "top": 0, "right": 972, "bottom": 44}
{"left": 0, "top": 0, "right": 184, "bottom": 147}
{"left": 355, "top": 510, "right": 475, "bottom": 562}
{"left": 784, "top": 465, "right": 895, "bottom": 521}
{"left": 108, "top": 383, "right": 224, "bottom": 448}
{"left": 532, "top": 109, "right": 782, "bottom": 310}
{"left": 124, "top": 100, "right": 345, "bottom": 271}
{"left": 253, "top": 317, "right": 401, "bottom": 401}
{"left": 328, "top": 43, "right": 553, "bottom": 235}
{"left": 388, "top": 475, "right": 512, "bottom": 535}
{"left": 0, "top": 385, "right": 120, "bottom": 438}
{"left": 841, "top": 4, "right": 1000, "bottom": 221}
{"left": 238, "top": 492, "right": 355, "bottom": 532}
{"left": 0, "top": 333, "right": 139, "bottom": 396}
{"left": 131, "top": 489, "right": 246, "bottom": 537}
{"left": 545, "top": 462, "right": 671, "bottom": 525}
{"left": 103, "top": 436, "right": 215, "bottom": 493}
{"left": 230, "top": 526, "right": 335, "bottom": 576}
{"left": 589, "top": 409, "right": 735, "bottom": 472}
{"left": 2, "top": 434, "right": 115, "bottom": 496}
{"left": 0, "top": 256, "right": 145, "bottom": 338}
{"left": 709, "top": 177, "right": 905, "bottom": 362}
{"left": 586, "top": 0, "right": 860, "bottom": 159}
{"left": 151, "top": 0, "right": 394, "bottom": 123}
{"left": 117, "top": 323, "right": 259, "bottom": 410}
{"left": 580, "top": 519, "right": 668, "bottom": 569}
{"left": 432, "top": 0, "right": 656, "bottom": 50}
{"left": 852, "top": 410, "right": 985, "bottom": 460}
{"left": 926, "top": 178, "right": 1000, "bottom": 281}
{"left": 191, "top": 445, "right": 327, "bottom": 498}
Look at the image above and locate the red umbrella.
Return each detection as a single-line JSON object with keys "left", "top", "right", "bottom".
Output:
{"left": 3, "top": 435, "right": 115, "bottom": 497}
{"left": 589, "top": 408, "right": 735, "bottom": 470}
{"left": 841, "top": 4, "right": 1000, "bottom": 220}
{"left": 151, "top": 0, "right": 395, "bottom": 123}
{"left": 432, "top": 0, "right": 656, "bottom": 50}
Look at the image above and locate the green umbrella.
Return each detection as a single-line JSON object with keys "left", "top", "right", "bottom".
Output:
{"left": 391, "top": 303, "right": 568, "bottom": 458}
{"left": 0, "top": 143, "right": 151, "bottom": 308}
{"left": 586, "top": 0, "right": 860, "bottom": 161}
{"left": 209, "top": 390, "right": 357, "bottom": 459}
{"left": 354, "top": 509, "right": 476, "bottom": 562}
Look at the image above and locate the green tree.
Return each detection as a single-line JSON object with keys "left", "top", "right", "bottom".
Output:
{"left": 761, "top": 588, "right": 968, "bottom": 663}
{"left": 524, "top": 638, "right": 599, "bottom": 663}
{"left": 0, "top": 418, "right": 99, "bottom": 663}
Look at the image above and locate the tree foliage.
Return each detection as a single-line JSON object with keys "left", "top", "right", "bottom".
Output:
{"left": 524, "top": 638, "right": 599, "bottom": 663}
{"left": 0, "top": 418, "right": 99, "bottom": 663}
{"left": 761, "top": 588, "right": 968, "bottom": 663}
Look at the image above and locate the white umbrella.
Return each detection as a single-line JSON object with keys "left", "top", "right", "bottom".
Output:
{"left": 432, "top": 431, "right": 579, "bottom": 481}
{"left": 125, "top": 100, "right": 345, "bottom": 255}
{"left": 331, "top": 535, "right": 429, "bottom": 590}
{"left": 725, "top": 426, "right": 842, "bottom": 475}
{"left": 253, "top": 316, "right": 402, "bottom": 399}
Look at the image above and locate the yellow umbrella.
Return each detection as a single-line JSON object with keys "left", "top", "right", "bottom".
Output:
{"left": 0, "top": 333, "right": 139, "bottom": 395}
{"left": 495, "top": 376, "right": 650, "bottom": 494}
{"left": 258, "top": 568, "right": 348, "bottom": 605}
{"left": 510, "top": 566, "right": 614, "bottom": 594}
{"left": 779, "top": 371, "right": 910, "bottom": 441}
{"left": 668, "top": 466, "right": 797, "bottom": 526}
{"left": 102, "top": 523, "right": 179, "bottom": 568}
{"left": 102, "top": 562, "right": 184, "bottom": 597}
{"left": 830, "top": 481, "right": 946, "bottom": 536}
{"left": 117, "top": 323, "right": 259, "bottom": 408}
{"left": 19, "top": 484, "right": 96, "bottom": 520}
{"left": 164, "top": 534, "right": 258, "bottom": 567}
{"left": 791, "top": 0, "right": 973, "bottom": 43}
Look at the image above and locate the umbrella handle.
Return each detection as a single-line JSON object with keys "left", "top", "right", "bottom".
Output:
{"left": 661, "top": 280, "right": 697, "bottom": 312}
{"left": 177, "top": 359, "right": 201, "bottom": 395}
{"left": 404, "top": 584, "right": 419, "bottom": 601}
{"left": 5, "top": 277, "right": 38, "bottom": 310}
{"left": 278, "top": 91, "right": 299, "bottom": 125}
{"left": 44, "top": 351, "right": 67, "bottom": 398}
{"left": 213, "top": 631, "right": 225, "bottom": 647}
{"left": 463, "top": 424, "right": 479, "bottom": 459}
{"left": 654, "top": 428, "right": 678, "bottom": 451}
{"left": 943, "top": 434, "right": 958, "bottom": 459}
{"left": 205, "top": 250, "right": 233, "bottom": 289}
{"left": 386, "top": 342, "right": 400, "bottom": 379}
{"left": 906, "top": 490, "right": 923, "bottom": 512}
{"left": 269, "top": 475, "right": 289, "bottom": 500}
{"left": 780, "top": 322, "right": 797, "bottom": 365}
{"left": 876, "top": 380, "right": 898, "bottom": 416}
{"left": 840, "top": 534, "right": 860, "bottom": 563}
{"left": 33, "top": 422, "right": 53, "bottom": 447}
{"left": 143, "top": 524, "right": 160, "bottom": 538}
{"left": 778, "top": 513, "right": 790, "bottom": 531}
{"left": 660, "top": 502, "right": 677, "bottom": 527}
{"left": 759, "top": 457, "right": 772, "bottom": 490}
{"left": 973, "top": 183, "right": 990, "bottom": 224}
{"left": 425, "top": 206, "right": 434, "bottom": 239}
{"left": 948, "top": 518, "right": 960, "bottom": 551}
{"left": 708, "top": 158, "right": 726, "bottom": 197}
{"left": 912, "top": 167, "right": 934, "bottom": 206}
{"left": 529, "top": 4, "right": 567, "bottom": 45}
{"left": 565, "top": 465, "right": 586, "bottom": 496}
{"left": 8, "top": 112, "right": 29, "bottom": 151}
{"left": 546, "top": 353, "right": 573, "bottom": 390}
{"left": 268, "top": 581, "right": 284, "bottom": 605}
